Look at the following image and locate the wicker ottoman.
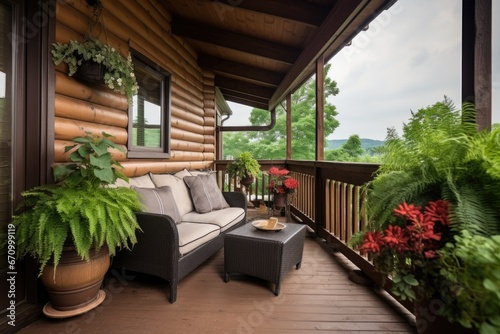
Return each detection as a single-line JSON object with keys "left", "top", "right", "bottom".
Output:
{"left": 224, "top": 222, "right": 306, "bottom": 296}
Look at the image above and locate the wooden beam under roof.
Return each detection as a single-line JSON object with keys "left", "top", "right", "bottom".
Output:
{"left": 219, "top": 88, "right": 270, "bottom": 105}
{"left": 212, "top": 0, "right": 330, "bottom": 27}
{"left": 224, "top": 96, "right": 269, "bottom": 111}
{"left": 215, "top": 77, "right": 275, "bottom": 100}
{"left": 171, "top": 17, "right": 300, "bottom": 64}
{"left": 198, "top": 55, "right": 284, "bottom": 87}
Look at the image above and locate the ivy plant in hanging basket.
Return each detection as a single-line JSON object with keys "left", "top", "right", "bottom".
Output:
{"left": 51, "top": 39, "right": 139, "bottom": 104}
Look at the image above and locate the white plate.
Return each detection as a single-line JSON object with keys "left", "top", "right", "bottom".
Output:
{"left": 252, "top": 220, "right": 286, "bottom": 231}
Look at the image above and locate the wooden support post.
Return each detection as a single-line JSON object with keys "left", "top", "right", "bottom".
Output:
{"left": 462, "top": 0, "right": 492, "bottom": 131}
{"left": 315, "top": 55, "right": 324, "bottom": 161}
{"left": 286, "top": 93, "right": 292, "bottom": 160}
{"left": 474, "top": 0, "right": 492, "bottom": 130}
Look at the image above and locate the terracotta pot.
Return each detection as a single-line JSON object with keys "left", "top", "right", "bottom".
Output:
{"left": 41, "top": 245, "right": 110, "bottom": 317}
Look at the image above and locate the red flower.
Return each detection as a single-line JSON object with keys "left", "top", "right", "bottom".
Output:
{"left": 393, "top": 202, "right": 421, "bottom": 220}
{"left": 268, "top": 167, "right": 290, "bottom": 177}
{"left": 267, "top": 167, "right": 299, "bottom": 194}
{"left": 382, "top": 225, "right": 409, "bottom": 252}
{"left": 356, "top": 199, "right": 451, "bottom": 302}
{"left": 283, "top": 177, "right": 299, "bottom": 190}
{"left": 424, "top": 250, "right": 437, "bottom": 258}
{"left": 424, "top": 200, "right": 450, "bottom": 226}
{"left": 359, "top": 231, "right": 383, "bottom": 254}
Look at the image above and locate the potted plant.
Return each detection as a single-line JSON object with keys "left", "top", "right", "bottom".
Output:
{"left": 266, "top": 167, "right": 299, "bottom": 220}
{"left": 353, "top": 99, "right": 500, "bottom": 333}
{"left": 13, "top": 132, "right": 142, "bottom": 318}
{"left": 51, "top": 39, "right": 139, "bottom": 104}
{"left": 226, "top": 152, "right": 261, "bottom": 188}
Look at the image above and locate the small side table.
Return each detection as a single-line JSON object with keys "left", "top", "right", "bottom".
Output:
{"left": 224, "top": 222, "right": 306, "bottom": 295}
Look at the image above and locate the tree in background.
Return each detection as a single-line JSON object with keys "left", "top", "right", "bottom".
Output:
{"left": 223, "top": 64, "right": 340, "bottom": 160}
{"left": 325, "top": 134, "right": 364, "bottom": 161}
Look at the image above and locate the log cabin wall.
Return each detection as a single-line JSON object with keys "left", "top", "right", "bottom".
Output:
{"left": 54, "top": 0, "right": 216, "bottom": 177}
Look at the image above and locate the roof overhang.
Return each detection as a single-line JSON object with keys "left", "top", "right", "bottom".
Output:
{"left": 162, "top": 0, "right": 397, "bottom": 111}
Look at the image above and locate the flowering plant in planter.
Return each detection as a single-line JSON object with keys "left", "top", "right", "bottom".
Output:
{"left": 266, "top": 167, "right": 299, "bottom": 194}
{"left": 358, "top": 200, "right": 451, "bottom": 301}
{"left": 51, "top": 39, "right": 139, "bottom": 104}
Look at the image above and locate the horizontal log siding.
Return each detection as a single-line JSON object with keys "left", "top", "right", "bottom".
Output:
{"left": 203, "top": 71, "right": 216, "bottom": 157}
{"left": 54, "top": 0, "right": 215, "bottom": 177}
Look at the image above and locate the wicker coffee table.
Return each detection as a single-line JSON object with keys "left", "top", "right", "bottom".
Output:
{"left": 224, "top": 222, "right": 306, "bottom": 296}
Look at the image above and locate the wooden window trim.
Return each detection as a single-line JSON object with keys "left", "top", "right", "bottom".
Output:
{"left": 127, "top": 51, "right": 171, "bottom": 159}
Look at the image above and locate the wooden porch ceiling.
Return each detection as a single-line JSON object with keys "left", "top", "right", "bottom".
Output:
{"left": 161, "top": 0, "right": 397, "bottom": 112}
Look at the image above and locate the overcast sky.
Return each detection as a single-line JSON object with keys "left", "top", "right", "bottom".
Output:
{"left": 225, "top": 0, "right": 500, "bottom": 140}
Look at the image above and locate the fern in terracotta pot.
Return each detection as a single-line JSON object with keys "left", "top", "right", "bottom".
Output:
{"left": 13, "top": 132, "right": 142, "bottom": 317}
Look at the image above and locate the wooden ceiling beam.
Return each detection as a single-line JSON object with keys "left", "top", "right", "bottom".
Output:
{"left": 198, "top": 55, "right": 283, "bottom": 86}
{"left": 219, "top": 88, "right": 270, "bottom": 105}
{"left": 215, "top": 77, "right": 275, "bottom": 100}
{"left": 171, "top": 17, "right": 300, "bottom": 64}
{"left": 225, "top": 96, "right": 269, "bottom": 111}
{"left": 212, "top": 0, "right": 329, "bottom": 27}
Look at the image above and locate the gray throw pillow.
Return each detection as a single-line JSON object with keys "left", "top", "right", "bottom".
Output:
{"left": 132, "top": 186, "right": 182, "bottom": 224}
{"left": 183, "top": 175, "right": 229, "bottom": 213}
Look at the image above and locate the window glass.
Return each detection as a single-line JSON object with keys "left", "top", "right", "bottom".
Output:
{"left": 128, "top": 54, "right": 170, "bottom": 158}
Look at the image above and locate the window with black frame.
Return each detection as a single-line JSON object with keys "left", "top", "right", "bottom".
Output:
{"left": 128, "top": 53, "right": 171, "bottom": 158}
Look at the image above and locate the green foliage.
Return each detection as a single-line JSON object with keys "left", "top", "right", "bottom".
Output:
{"left": 13, "top": 186, "right": 142, "bottom": 276}
{"left": 363, "top": 98, "right": 500, "bottom": 237}
{"left": 226, "top": 152, "right": 261, "bottom": 178}
{"left": 342, "top": 134, "right": 364, "bottom": 157}
{"left": 354, "top": 98, "right": 500, "bottom": 332}
{"left": 223, "top": 64, "right": 340, "bottom": 160}
{"left": 13, "top": 132, "right": 143, "bottom": 275}
{"left": 439, "top": 231, "right": 500, "bottom": 333}
{"left": 51, "top": 39, "right": 138, "bottom": 104}
{"left": 53, "top": 132, "right": 128, "bottom": 189}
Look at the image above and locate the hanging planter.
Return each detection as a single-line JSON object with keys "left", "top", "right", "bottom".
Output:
{"left": 51, "top": 39, "right": 139, "bottom": 104}
{"left": 51, "top": 0, "right": 138, "bottom": 104}
{"left": 74, "top": 59, "right": 105, "bottom": 83}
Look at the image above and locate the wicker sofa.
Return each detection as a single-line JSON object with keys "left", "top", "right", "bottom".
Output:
{"left": 111, "top": 169, "right": 247, "bottom": 303}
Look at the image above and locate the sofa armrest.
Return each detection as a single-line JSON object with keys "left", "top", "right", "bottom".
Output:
{"left": 112, "top": 212, "right": 180, "bottom": 282}
{"left": 222, "top": 191, "right": 247, "bottom": 210}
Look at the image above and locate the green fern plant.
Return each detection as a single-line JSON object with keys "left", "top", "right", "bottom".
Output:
{"left": 362, "top": 99, "right": 500, "bottom": 237}
{"left": 13, "top": 132, "right": 142, "bottom": 275}
{"left": 227, "top": 152, "right": 261, "bottom": 179}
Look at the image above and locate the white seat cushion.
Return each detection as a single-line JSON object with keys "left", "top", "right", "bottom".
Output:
{"left": 182, "top": 207, "right": 245, "bottom": 232}
{"left": 176, "top": 222, "right": 220, "bottom": 256}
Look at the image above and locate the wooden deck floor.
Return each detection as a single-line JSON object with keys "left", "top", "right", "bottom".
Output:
{"left": 17, "top": 218, "right": 416, "bottom": 333}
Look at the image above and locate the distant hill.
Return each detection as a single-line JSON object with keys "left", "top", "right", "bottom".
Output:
{"left": 327, "top": 138, "right": 385, "bottom": 150}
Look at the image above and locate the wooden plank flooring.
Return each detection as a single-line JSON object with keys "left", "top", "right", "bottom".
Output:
{"left": 17, "top": 223, "right": 416, "bottom": 334}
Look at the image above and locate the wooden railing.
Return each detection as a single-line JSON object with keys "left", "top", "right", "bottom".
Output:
{"left": 215, "top": 160, "right": 287, "bottom": 205}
